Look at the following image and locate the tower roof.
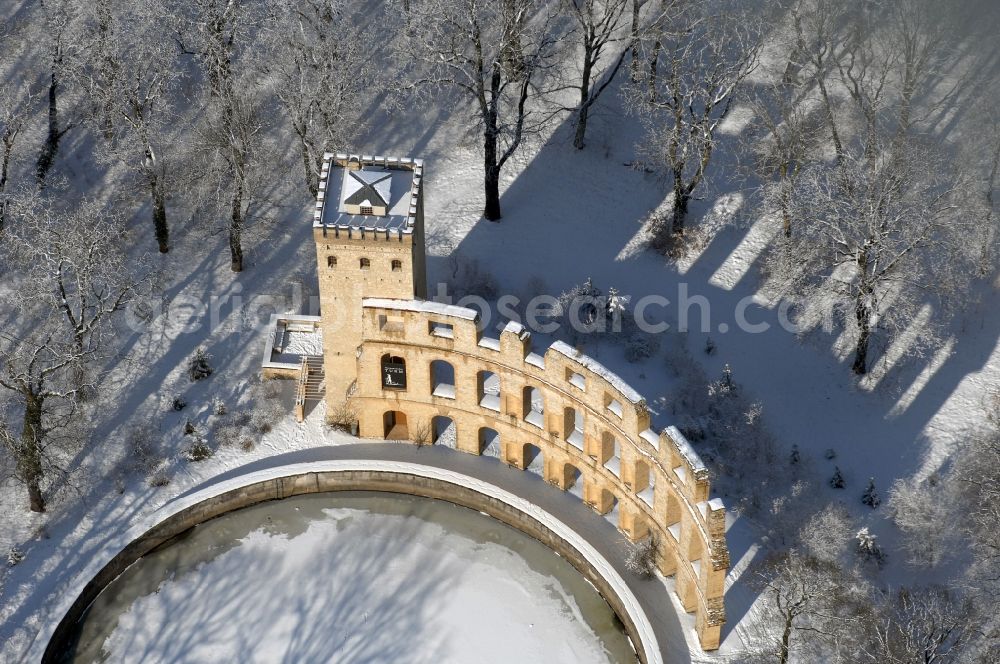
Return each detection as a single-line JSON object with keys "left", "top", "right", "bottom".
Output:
{"left": 343, "top": 170, "right": 392, "bottom": 208}
{"left": 314, "top": 153, "right": 424, "bottom": 234}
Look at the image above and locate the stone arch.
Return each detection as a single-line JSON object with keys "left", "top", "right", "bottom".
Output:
{"left": 383, "top": 410, "right": 408, "bottom": 440}
{"left": 477, "top": 370, "right": 500, "bottom": 411}
{"left": 432, "top": 415, "right": 456, "bottom": 447}
{"left": 563, "top": 406, "right": 584, "bottom": 450}
{"left": 522, "top": 386, "right": 544, "bottom": 427}
{"left": 430, "top": 359, "right": 455, "bottom": 398}
{"left": 634, "top": 459, "right": 655, "bottom": 507}
{"left": 522, "top": 443, "right": 544, "bottom": 476}
{"left": 478, "top": 427, "right": 500, "bottom": 457}
{"left": 601, "top": 431, "right": 621, "bottom": 476}
{"left": 560, "top": 462, "right": 583, "bottom": 495}
{"left": 595, "top": 487, "right": 618, "bottom": 516}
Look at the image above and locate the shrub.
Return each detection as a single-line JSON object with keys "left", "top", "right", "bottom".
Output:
{"left": 830, "top": 466, "right": 845, "bottom": 489}
{"left": 862, "top": 478, "right": 881, "bottom": 508}
{"left": 149, "top": 471, "right": 170, "bottom": 487}
{"left": 855, "top": 527, "right": 886, "bottom": 567}
{"left": 625, "top": 536, "right": 659, "bottom": 578}
{"left": 182, "top": 436, "right": 213, "bottom": 462}
{"left": 127, "top": 424, "right": 159, "bottom": 476}
{"left": 188, "top": 347, "right": 213, "bottom": 381}
{"left": 625, "top": 333, "right": 660, "bottom": 363}
{"left": 7, "top": 547, "right": 25, "bottom": 567}
{"left": 327, "top": 400, "right": 358, "bottom": 433}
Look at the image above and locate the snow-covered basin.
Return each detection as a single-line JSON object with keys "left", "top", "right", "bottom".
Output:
{"left": 68, "top": 492, "right": 634, "bottom": 663}
{"left": 33, "top": 461, "right": 661, "bottom": 664}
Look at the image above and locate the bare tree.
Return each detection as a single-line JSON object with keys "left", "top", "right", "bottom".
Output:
{"left": 190, "top": 85, "right": 271, "bottom": 273}
{"left": 629, "top": 0, "right": 762, "bottom": 235}
{"left": 400, "top": 0, "right": 563, "bottom": 221}
{"left": 2, "top": 192, "right": 152, "bottom": 386}
{"left": 786, "top": 0, "right": 851, "bottom": 167}
{"left": 953, "top": 420, "right": 1000, "bottom": 601}
{"left": 174, "top": 0, "right": 268, "bottom": 271}
{"left": 77, "top": 0, "right": 183, "bottom": 253}
{"left": 0, "top": 83, "right": 36, "bottom": 234}
{"left": 743, "top": 72, "right": 825, "bottom": 238}
{"left": 0, "top": 193, "right": 147, "bottom": 511}
{"left": 765, "top": 141, "right": 976, "bottom": 375}
{"left": 32, "top": 0, "right": 81, "bottom": 188}
{"left": 751, "top": 549, "right": 861, "bottom": 664}
{"left": 0, "top": 321, "right": 91, "bottom": 512}
{"left": 858, "top": 586, "right": 977, "bottom": 664}
{"left": 562, "top": 0, "right": 634, "bottom": 149}
{"left": 268, "top": 0, "right": 379, "bottom": 198}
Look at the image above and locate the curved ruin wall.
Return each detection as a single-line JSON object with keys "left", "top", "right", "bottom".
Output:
{"left": 352, "top": 299, "right": 729, "bottom": 650}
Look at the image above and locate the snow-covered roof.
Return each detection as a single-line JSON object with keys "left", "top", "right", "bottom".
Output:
{"left": 343, "top": 169, "right": 392, "bottom": 208}
{"left": 315, "top": 153, "right": 423, "bottom": 233}
{"left": 549, "top": 341, "right": 644, "bottom": 404}
{"left": 363, "top": 298, "right": 480, "bottom": 321}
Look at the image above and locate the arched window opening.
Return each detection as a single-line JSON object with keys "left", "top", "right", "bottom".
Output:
{"left": 563, "top": 406, "right": 584, "bottom": 450}
{"left": 522, "top": 386, "right": 544, "bottom": 428}
{"left": 477, "top": 371, "right": 500, "bottom": 411}
{"left": 383, "top": 410, "right": 408, "bottom": 440}
{"left": 432, "top": 416, "right": 456, "bottom": 447}
{"left": 380, "top": 354, "right": 407, "bottom": 390}
{"left": 479, "top": 427, "right": 500, "bottom": 457}
{"left": 430, "top": 360, "right": 455, "bottom": 398}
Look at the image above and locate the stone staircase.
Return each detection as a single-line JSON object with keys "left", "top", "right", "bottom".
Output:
{"left": 294, "top": 356, "right": 325, "bottom": 422}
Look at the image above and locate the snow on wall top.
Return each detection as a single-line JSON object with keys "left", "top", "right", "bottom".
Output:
{"left": 664, "top": 425, "right": 706, "bottom": 473}
{"left": 363, "top": 298, "right": 480, "bottom": 321}
{"left": 549, "top": 340, "right": 644, "bottom": 405}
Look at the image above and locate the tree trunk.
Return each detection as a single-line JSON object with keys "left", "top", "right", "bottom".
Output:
{"left": 816, "top": 76, "right": 844, "bottom": 167}
{"left": 483, "top": 126, "right": 502, "bottom": 221}
{"left": 299, "top": 135, "right": 317, "bottom": 199}
{"left": 150, "top": 173, "right": 169, "bottom": 253}
{"left": 779, "top": 610, "right": 793, "bottom": 664}
{"left": 21, "top": 391, "right": 46, "bottom": 513}
{"left": 500, "top": 0, "right": 525, "bottom": 80}
{"left": 647, "top": 39, "right": 661, "bottom": 104}
{"left": 779, "top": 163, "right": 792, "bottom": 238}
{"left": 0, "top": 137, "right": 11, "bottom": 234}
{"left": 35, "top": 68, "right": 61, "bottom": 188}
{"left": 852, "top": 291, "right": 873, "bottom": 375}
{"left": 574, "top": 54, "right": 594, "bottom": 150}
{"left": 672, "top": 173, "right": 688, "bottom": 235}
{"left": 230, "top": 177, "right": 245, "bottom": 272}
{"left": 574, "top": 103, "right": 591, "bottom": 151}
{"left": 484, "top": 166, "right": 502, "bottom": 221}
{"left": 630, "top": 0, "right": 641, "bottom": 81}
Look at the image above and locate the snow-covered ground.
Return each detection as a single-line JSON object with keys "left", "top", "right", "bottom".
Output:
{"left": 73, "top": 492, "right": 633, "bottom": 664}
{"left": 2, "top": 2, "right": 999, "bottom": 659}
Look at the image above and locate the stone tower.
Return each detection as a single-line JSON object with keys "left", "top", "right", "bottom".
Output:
{"left": 313, "top": 153, "right": 427, "bottom": 409}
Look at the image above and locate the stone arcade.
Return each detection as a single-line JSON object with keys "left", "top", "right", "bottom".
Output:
{"left": 262, "top": 152, "right": 729, "bottom": 651}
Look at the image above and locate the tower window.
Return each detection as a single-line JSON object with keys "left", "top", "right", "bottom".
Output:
{"left": 391, "top": 259, "right": 402, "bottom": 272}
{"left": 327, "top": 256, "right": 337, "bottom": 268}
{"left": 360, "top": 257, "right": 371, "bottom": 270}
{"left": 360, "top": 205, "right": 373, "bottom": 215}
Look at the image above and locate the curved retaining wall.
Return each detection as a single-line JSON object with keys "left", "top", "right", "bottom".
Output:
{"left": 354, "top": 300, "right": 728, "bottom": 649}
{"left": 35, "top": 462, "right": 661, "bottom": 664}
